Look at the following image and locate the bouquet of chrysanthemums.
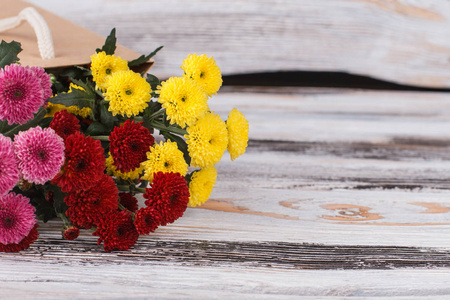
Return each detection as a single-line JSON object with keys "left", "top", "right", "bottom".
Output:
{"left": 0, "top": 29, "right": 249, "bottom": 252}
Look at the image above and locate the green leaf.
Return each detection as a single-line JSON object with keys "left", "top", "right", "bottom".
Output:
{"left": 0, "top": 40, "right": 22, "bottom": 68}
{"left": 53, "top": 80, "right": 66, "bottom": 94}
{"left": 35, "top": 205, "right": 57, "bottom": 223}
{"left": 142, "top": 105, "right": 159, "bottom": 133}
{"left": 100, "top": 103, "right": 116, "bottom": 130}
{"left": 86, "top": 121, "right": 109, "bottom": 136}
{"left": 96, "top": 28, "right": 117, "bottom": 55}
{"left": 0, "top": 119, "right": 16, "bottom": 134}
{"left": 139, "top": 180, "right": 149, "bottom": 188}
{"left": 23, "top": 186, "right": 56, "bottom": 223}
{"left": 147, "top": 99, "right": 162, "bottom": 115}
{"left": 146, "top": 73, "right": 161, "bottom": 91}
{"left": 161, "top": 131, "right": 191, "bottom": 166}
{"left": 45, "top": 184, "right": 68, "bottom": 215}
{"left": 39, "top": 116, "right": 53, "bottom": 128}
{"left": 49, "top": 88, "right": 95, "bottom": 109}
{"left": 60, "top": 65, "right": 92, "bottom": 80}
{"left": 3, "top": 107, "right": 47, "bottom": 138}
{"left": 185, "top": 172, "right": 193, "bottom": 185}
{"left": 163, "top": 110, "right": 170, "bottom": 127}
{"left": 128, "top": 46, "right": 163, "bottom": 67}
{"left": 70, "top": 78, "right": 96, "bottom": 95}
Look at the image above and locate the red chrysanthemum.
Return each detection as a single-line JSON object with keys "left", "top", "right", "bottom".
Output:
{"left": 134, "top": 206, "right": 161, "bottom": 235}
{"left": 49, "top": 110, "right": 80, "bottom": 139}
{"left": 0, "top": 224, "right": 39, "bottom": 252}
{"left": 52, "top": 132, "right": 105, "bottom": 193}
{"left": 93, "top": 210, "right": 139, "bottom": 252}
{"left": 109, "top": 119, "right": 154, "bottom": 172}
{"left": 65, "top": 174, "right": 119, "bottom": 229}
{"left": 63, "top": 226, "right": 80, "bottom": 240}
{"left": 143, "top": 172, "right": 190, "bottom": 226}
{"left": 118, "top": 192, "right": 139, "bottom": 213}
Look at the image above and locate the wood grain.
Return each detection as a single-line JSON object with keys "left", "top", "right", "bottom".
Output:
{"left": 3, "top": 258, "right": 450, "bottom": 299}
{"left": 24, "top": 0, "right": 450, "bottom": 88}
{"left": 3, "top": 88, "right": 450, "bottom": 296}
{"left": 6, "top": 220, "right": 450, "bottom": 270}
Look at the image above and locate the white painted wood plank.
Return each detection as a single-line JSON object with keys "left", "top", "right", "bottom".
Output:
{"left": 2, "top": 258, "right": 450, "bottom": 298}
{"left": 209, "top": 88, "right": 450, "bottom": 142}
{"left": 161, "top": 89, "right": 450, "bottom": 247}
{"left": 23, "top": 0, "right": 450, "bottom": 87}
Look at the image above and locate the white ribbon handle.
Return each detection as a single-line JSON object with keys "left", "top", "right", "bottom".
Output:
{"left": 0, "top": 7, "right": 55, "bottom": 60}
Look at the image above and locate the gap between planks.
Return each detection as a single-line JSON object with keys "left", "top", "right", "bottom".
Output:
{"left": 5, "top": 221, "right": 450, "bottom": 270}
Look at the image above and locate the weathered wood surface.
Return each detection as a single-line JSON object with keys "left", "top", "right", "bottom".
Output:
{"left": 25, "top": 0, "right": 450, "bottom": 88}
{"left": 3, "top": 88, "right": 450, "bottom": 298}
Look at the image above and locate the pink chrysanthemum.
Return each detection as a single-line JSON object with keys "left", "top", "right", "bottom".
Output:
{"left": 30, "top": 66, "right": 53, "bottom": 103}
{"left": 0, "top": 64, "right": 44, "bottom": 125}
{"left": 14, "top": 126, "right": 65, "bottom": 185}
{"left": 0, "top": 223, "right": 39, "bottom": 253}
{"left": 0, "top": 192, "right": 37, "bottom": 244}
{"left": 0, "top": 134, "right": 19, "bottom": 196}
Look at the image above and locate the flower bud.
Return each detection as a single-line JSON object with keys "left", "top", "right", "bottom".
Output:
{"left": 62, "top": 226, "right": 80, "bottom": 240}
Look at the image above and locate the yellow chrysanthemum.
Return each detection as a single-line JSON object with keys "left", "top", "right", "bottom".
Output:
{"left": 90, "top": 51, "right": 129, "bottom": 90}
{"left": 67, "top": 84, "right": 92, "bottom": 118}
{"left": 45, "top": 102, "right": 67, "bottom": 118}
{"left": 188, "top": 166, "right": 217, "bottom": 207}
{"left": 158, "top": 77, "right": 208, "bottom": 128}
{"left": 103, "top": 70, "right": 152, "bottom": 117}
{"left": 181, "top": 54, "right": 222, "bottom": 97}
{"left": 45, "top": 102, "right": 91, "bottom": 119}
{"left": 226, "top": 108, "right": 249, "bottom": 161}
{"left": 68, "top": 83, "right": 84, "bottom": 93}
{"left": 141, "top": 140, "right": 188, "bottom": 182}
{"left": 105, "top": 153, "right": 143, "bottom": 181}
{"left": 46, "top": 85, "right": 92, "bottom": 118}
{"left": 185, "top": 111, "right": 228, "bottom": 168}
{"left": 74, "top": 107, "right": 92, "bottom": 118}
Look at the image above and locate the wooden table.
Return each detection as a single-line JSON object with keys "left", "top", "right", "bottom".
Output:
{"left": 3, "top": 87, "right": 450, "bottom": 298}
{"left": 4, "top": 1, "right": 450, "bottom": 298}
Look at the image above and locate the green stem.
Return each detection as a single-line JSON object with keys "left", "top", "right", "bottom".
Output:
{"left": 118, "top": 203, "right": 136, "bottom": 218}
{"left": 95, "top": 89, "right": 105, "bottom": 98}
{"left": 90, "top": 135, "right": 110, "bottom": 142}
{"left": 151, "top": 120, "right": 187, "bottom": 136}
{"left": 148, "top": 108, "right": 165, "bottom": 121}
{"left": 117, "top": 185, "right": 146, "bottom": 193}
{"left": 56, "top": 212, "right": 72, "bottom": 228}
{"left": 3, "top": 107, "right": 47, "bottom": 138}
